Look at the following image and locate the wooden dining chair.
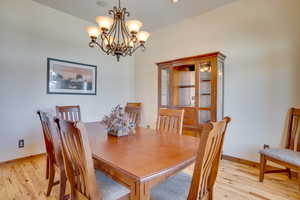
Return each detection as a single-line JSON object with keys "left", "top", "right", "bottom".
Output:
{"left": 156, "top": 108, "right": 185, "bottom": 135}
{"left": 126, "top": 102, "right": 142, "bottom": 108}
{"left": 56, "top": 105, "right": 81, "bottom": 121}
{"left": 151, "top": 117, "right": 231, "bottom": 200}
{"left": 125, "top": 106, "right": 141, "bottom": 127}
{"left": 55, "top": 118, "right": 130, "bottom": 200}
{"left": 37, "top": 111, "right": 67, "bottom": 200}
{"left": 259, "top": 108, "right": 300, "bottom": 187}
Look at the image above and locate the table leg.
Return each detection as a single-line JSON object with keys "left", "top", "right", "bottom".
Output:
{"left": 130, "top": 181, "right": 150, "bottom": 200}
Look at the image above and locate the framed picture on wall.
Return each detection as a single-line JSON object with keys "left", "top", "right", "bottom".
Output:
{"left": 47, "top": 58, "right": 97, "bottom": 95}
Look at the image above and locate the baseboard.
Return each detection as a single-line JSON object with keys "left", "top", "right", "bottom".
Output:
{"left": 222, "top": 154, "right": 259, "bottom": 168}
{"left": 0, "top": 153, "right": 46, "bottom": 165}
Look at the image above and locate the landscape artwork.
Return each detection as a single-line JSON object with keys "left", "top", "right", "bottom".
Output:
{"left": 47, "top": 58, "right": 97, "bottom": 95}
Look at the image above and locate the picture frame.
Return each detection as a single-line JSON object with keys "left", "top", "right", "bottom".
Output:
{"left": 47, "top": 58, "right": 97, "bottom": 95}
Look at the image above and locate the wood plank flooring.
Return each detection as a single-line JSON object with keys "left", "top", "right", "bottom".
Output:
{"left": 0, "top": 155, "right": 299, "bottom": 200}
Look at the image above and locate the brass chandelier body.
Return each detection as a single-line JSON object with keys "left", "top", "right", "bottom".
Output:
{"left": 87, "top": 0, "right": 149, "bottom": 61}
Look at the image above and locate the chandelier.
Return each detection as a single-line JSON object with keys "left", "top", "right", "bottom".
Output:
{"left": 86, "top": 0, "right": 150, "bottom": 61}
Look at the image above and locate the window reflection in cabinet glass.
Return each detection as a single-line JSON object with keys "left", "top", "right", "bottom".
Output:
{"left": 200, "top": 81, "right": 211, "bottom": 94}
{"left": 178, "top": 71, "right": 195, "bottom": 86}
{"left": 179, "top": 87, "right": 195, "bottom": 106}
{"left": 200, "top": 95, "right": 211, "bottom": 108}
{"left": 199, "top": 110, "right": 211, "bottom": 123}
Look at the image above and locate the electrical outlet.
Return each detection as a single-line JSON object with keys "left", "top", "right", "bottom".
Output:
{"left": 18, "top": 139, "right": 24, "bottom": 148}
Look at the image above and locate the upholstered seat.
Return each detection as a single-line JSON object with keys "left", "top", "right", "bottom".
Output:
{"left": 259, "top": 108, "right": 300, "bottom": 189}
{"left": 151, "top": 172, "right": 192, "bottom": 200}
{"left": 260, "top": 148, "right": 300, "bottom": 167}
{"left": 96, "top": 171, "right": 130, "bottom": 200}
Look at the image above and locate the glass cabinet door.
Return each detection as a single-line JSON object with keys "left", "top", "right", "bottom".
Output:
{"left": 161, "top": 68, "right": 170, "bottom": 106}
{"left": 199, "top": 61, "right": 212, "bottom": 123}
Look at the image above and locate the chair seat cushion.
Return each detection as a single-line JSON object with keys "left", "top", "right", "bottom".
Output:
{"left": 260, "top": 148, "right": 300, "bottom": 167}
{"left": 96, "top": 171, "right": 130, "bottom": 200}
{"left": 151, "top": 172, "right": 192, "bottom": 200}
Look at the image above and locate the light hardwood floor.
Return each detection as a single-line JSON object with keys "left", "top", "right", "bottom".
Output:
{"left": 0, "top": 155, "right": 299, "bottom": 200}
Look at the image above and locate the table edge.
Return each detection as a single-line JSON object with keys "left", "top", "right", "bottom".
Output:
{"left": 93, "top": 153, "right": 196, "bottom": 183}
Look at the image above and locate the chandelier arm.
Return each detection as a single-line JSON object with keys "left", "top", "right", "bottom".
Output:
{"left": 126, "top": 36, "right": 137, "bottom": 53}
{"left": 111, "top": 10, "right": 119, "bottom": 51}
{"left": 121, "top": 8, "right": 130, "bottom": 52}
{"left": 120, "top": 9, "right": 127, "bottom": 49}
{"left": 107, "top": 8, "right": 117, "bottom": 36}
{"left": 123, "top": 7, "right": 130, "bottom": 17}
{"left": 130, "top": 43, "right": 145, "bottom": 55}
{"left": 121, "top": 10, "right": 131, "bottom": 39}
{"left": 117, "top": 16, "right": 122, "bottom": 48}
{"left": 121, "top": 9, "right": 133, "bottom": 53}
{"left": 90, "top": 40, "right": 111, "bottom": 55}
{"left": 120, "top": 30, "right": 129, "bottom": 52}
{"left": 107, "top": 7, "right": 117, "bottom": 53}
{"left": 101, "top": 32, "right": 109, "bottom": 42}
{"left": 100, "top": 33, "right": 111, "bottom": 53}
{"left": 122, "top": 45, "right": 133, "bottom": 57}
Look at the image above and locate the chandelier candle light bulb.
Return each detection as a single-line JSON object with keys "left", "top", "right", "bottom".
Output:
{"left": 86, "top": 0, "right": 150, "bottom": 61}
{"left": 96, "top": 16, "right": 114, "bottom": 31}
{"left": 86, "top": 26, "right": 101, "bottom": 39}
{"left": 126, "top": 20, "right": 143, "bottom": 34}
{"left": 137, "top": 31, "right": 150, "bottom": 43}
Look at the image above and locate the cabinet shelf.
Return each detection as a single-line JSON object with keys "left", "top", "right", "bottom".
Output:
{"left": 175, "top": 104, "right": 195, "bottom": 107}
{"left": 177, "top": 85, "right": 195, "bottom": 88}
{"left": 199, "top": 107, "right": 211, "bottom": 110}
{"left": 200, "top": 93, "right": 211, "bottom": 96}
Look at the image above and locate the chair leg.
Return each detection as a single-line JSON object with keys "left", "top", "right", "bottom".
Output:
{"left": 59, "top": 171, "right": 67, "bottom": 200}
{"left": 298, "top": 172, "right": 300, "bottom": 190}
{"left": 46, "top": 156, "right": 49, "bottom": 179}
{"left": 287, "top": 168, "right": 292, "bottom": 179}
{"left": 208, "top": 189, "right": 213, "bottom": 200}
{"left": 259, "top": 154, "right": 266, "bottom": 182}
{"left": 46, "top": 161, "right": 55, "bottom": 196}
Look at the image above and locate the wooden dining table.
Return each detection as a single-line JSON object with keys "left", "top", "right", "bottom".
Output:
{"left": 85, "top": 122, "right": 199, "bottom": 200}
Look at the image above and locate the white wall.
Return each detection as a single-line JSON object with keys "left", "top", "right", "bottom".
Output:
{"left": 0, "top": 0, "right": 135, "bottom": 162}
{"left": 135, "top": 0, "right": 300, "bottom": 161}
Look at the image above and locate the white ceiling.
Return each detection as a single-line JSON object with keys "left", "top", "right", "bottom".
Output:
{"left": 33, "top": 0, "right": 236, "bottom": 31}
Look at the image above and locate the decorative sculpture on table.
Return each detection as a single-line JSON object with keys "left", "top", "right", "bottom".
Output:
{"left": 101, "top": 105, "right": 135, "bottom": 136}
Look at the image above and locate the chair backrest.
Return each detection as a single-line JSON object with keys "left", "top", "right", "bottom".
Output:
{"left": 126, "top": 102, "right": 142, "bottom": 108}
{"left": 182, "top": 107, "right": 197, "bottom": 127}
{"left": 156, "top": 108, "right": 184, "bottom": 135}
{"left": 125, "top": 106, "right": 141, "bottom": 126}
{"left": 188, "top": 117, "right": 231, "bottom": 200}
{"left": 286, "top": 108, "right": 300, "bottom": 151}
{"left": 37, "top": 111, "right": 63, "bottom": 167}
{"left": 55, "top": 118, "right": 100, "bottom": 200}
{"left": 56, "top": 105, "right": 81, "bottom": 121}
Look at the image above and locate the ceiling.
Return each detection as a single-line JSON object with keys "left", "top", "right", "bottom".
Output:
{"left": 33, "top": 0, "right": 236, "bottom": 31}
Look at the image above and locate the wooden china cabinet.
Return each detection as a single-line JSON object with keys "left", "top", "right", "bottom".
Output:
{"left": 157, "top": 52, "right": 226, "bottom": 137}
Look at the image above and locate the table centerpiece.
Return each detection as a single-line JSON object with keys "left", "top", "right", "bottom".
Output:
{"left": 101, "top": 105, "right": 135, "bottom": 136}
